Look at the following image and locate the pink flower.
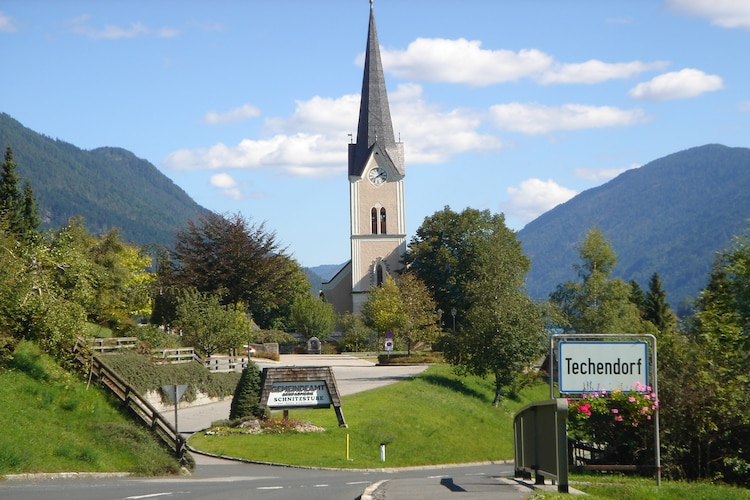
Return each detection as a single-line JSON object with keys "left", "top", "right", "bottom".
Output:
{"left": 611, "top": 408, "right": 619, "bottom": 414}
{"left": 615, "top": 416, "right": 623, "bottom": 421}
{"left": 629, "top": 396, "right": 636, "bottom": 403}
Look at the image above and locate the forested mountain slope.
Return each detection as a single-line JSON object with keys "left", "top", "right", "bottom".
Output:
{"left": 0, "top": 112, "right": 210, "bottom": 248}
{"left": 518, "top": 144, "right": 750, "bottom": 309}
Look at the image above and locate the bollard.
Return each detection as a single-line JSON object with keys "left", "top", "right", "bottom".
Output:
{"left": 380, "top": 443, "right": 386, "bottom": 462}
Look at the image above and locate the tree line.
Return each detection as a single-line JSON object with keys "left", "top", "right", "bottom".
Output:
{"left": 2, "top": 143, "right": 749, "bottom": 484}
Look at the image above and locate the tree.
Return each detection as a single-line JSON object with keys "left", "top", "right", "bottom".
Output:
{"left": 661, "top": 228, "right": 750, "bottom": 483}
{"left": 550, "top": 227, "right": 651, "bottom": 335}
{"left": 643, "top": 273, "right": 676, "bottom": 333}
{"left": 0, "top": 146, "right": 38, "bottom": 239}
{"left": 289, "top": 293, "right": 336, "bottom": 340}
{"left": 361, "top": 275, "right": 406, "bottom": 344}
{"left": 434, "top": 210, "right": 547, "bottom": 405}
{"left": 166, "top": 212, "right": 308, "bottom": 329}
{"left": 361, "top": 274, "right": 441, "bottom": 355}
{"left": 396, "top": 272, "right": 441, "bottom": 355}
{"left": 404, "top": 207, "right": 500, "bottom": 326}
{"left": 337, "top": 312, "right": 377, "bottom": 352}
{"left": 405, "top": 206, "right": 545, "bottom": 402}
{"left": 174, "top": 288, "right": 251, "bottom": 357}
{"left": 229, "top": 362, "right": 266, "bottom": 421}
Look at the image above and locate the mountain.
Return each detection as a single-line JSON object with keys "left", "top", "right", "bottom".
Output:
{"left": 0, "top": 113, "right": 210, "bottom": 248}
{"left": 518, "top": 144, "right": 750, "bottom": 309}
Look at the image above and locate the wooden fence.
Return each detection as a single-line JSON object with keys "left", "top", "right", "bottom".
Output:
{"left": 85, "top": 337, "right": 253, "bottom": 373}
{"left": 73, "top": 339, "right": 188, "bottom": 463}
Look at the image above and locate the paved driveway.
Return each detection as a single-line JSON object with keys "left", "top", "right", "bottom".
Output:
{"left": 167, "top": 354, "right": 428, "bottom": 435}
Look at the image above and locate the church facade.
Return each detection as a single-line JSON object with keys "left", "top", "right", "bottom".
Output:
{"left": 321, "top": 3, "right": 406, "bottom": 315}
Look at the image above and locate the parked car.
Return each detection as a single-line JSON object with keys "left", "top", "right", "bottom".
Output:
{"left": 242, "top": 344, "right": 256, "bottom": 356}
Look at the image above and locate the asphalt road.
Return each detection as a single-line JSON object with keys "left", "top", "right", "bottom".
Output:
{"left": 0, "top": 354, "right": 555, "bottom": 499}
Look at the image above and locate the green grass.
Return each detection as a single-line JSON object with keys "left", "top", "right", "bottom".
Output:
{"left": 532, "top": 474, "right": 750, "bottom": 499}
{"left": 0, "top": 341, "right": 181, "bottom": 476}
{"left": 189, "top": 363, "right": 548, "bottom": 468}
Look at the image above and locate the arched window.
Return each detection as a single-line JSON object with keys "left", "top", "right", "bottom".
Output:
{"left": 380, "top": 207, "right": 387, "bottom": 234}
{"left": 376, "top": 263, "right": 384, "bottom": 286}
{"left": 371, "top": 207, "right": 378, "bottom": 234}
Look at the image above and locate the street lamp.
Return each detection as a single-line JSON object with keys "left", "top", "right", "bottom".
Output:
{"left": 451, "top": 307, "right": 457, "bottom": 333}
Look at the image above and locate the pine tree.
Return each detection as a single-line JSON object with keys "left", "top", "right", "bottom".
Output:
{"left": 0, "top": 146, "right": 39, "bottom": 238}
{"left": 0, "top": 145, "right": 22, "bottom": 232}
{"left": 643, "top": 272, "right": 675, "bottom": 332}
{"left": 229, "top": 362, "right": 266, "bottom": 421}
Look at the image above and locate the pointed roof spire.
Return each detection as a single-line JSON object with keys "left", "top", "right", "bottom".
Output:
{"left": 349, "top": 2, "right": 404, "bottom": 177}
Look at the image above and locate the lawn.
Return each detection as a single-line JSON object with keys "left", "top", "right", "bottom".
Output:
{"left": 189, "top": 363, "right": 549, "bottom": 468}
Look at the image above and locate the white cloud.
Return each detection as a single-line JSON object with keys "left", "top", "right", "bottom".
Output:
{"left": 67, "top": 14, "right": 178, "bottom": 39}
{"left": 574, "top": 163, "right": 640, "bottom": 182}
{"left": 209, "top": 173, "right": 242, "bottom": 200}
{"left": 489, "top": 102, "right": 649, "bottom": 134}
{"left": 628, "top": 68, "right": 724, "bottom": 101}
{"left": 540, "top": 60, "right": 669, "bottom": 85}
{"left": 504, "top": 178, "right": 577, "bottom": 222}
{"left": 390, "top": 84, "right": 502, "bottom": 162}
{"left": 382, "top": 38, "right": 552, "bottom": 86}
{"left": 204, "top": 104, "right": 261, "bottom": 125}
{"left": 667, "top": 0, "right": 750, "bottom": 29}
{"left": 164, "top": 84, "right": 501, "bottom": 175}
{"left": 380, "top": 38, "right": 662, "bottom": 86}
{"left": 0, "top": 11, "right": 18, "bottom": 32}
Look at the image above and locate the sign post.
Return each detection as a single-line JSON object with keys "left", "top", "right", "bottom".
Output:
{"left": 550, "top": 334, "right": 660, "bottom": 486}
{"left": 162, "top": 384, "right": 188, "bottom": 457}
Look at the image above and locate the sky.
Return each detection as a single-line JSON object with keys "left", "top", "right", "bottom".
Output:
{"left": 2, "top": 1, "right": 749, "bottom": 268}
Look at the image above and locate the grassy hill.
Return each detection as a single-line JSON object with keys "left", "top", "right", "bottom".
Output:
{"left": 0, "top": 342, "right": 180, "bottom": 476}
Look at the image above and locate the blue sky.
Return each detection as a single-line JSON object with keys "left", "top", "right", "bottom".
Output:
{"left": 2, "top": 1, "right": 749, "bottom": 267}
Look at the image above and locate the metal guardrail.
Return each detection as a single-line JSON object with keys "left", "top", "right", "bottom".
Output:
{"left": 513, "top": 398, "right": 569, "bottom": 493}
{"left": 73, "top": 339, "right": 188, "bottom": 463}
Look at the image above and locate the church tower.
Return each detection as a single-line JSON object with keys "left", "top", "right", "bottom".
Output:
{"left": 322, "top": 2, "right": 406, "bottom": 314}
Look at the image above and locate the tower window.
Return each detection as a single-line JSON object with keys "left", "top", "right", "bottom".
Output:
{"left": 376, "top": 263, "right": 384, "bottom": 286}
{"left": 371, "top": 208, "right": 378, "bottom": 234}
{"left": 380, "top": 208, "right": 387, "bottom": 234}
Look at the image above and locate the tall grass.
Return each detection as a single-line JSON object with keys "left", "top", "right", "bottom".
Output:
{"left": 0, "top": 341, "right": 180, "bottom": 476}
{"left": 189, "top": 364, "right": 548, "bottom": 468}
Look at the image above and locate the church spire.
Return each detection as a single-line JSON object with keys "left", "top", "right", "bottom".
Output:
{"left": 349, "top": 2, "right": 404, "bottom": 177}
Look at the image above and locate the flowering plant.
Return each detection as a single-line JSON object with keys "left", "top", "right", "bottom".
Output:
{"left": 567, "top": 382, "right": 659, "bottom": 464}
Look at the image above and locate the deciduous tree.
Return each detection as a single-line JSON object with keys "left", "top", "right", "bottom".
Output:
{"left": 289, "top": 293, "right": 336, "bottom": 340}
{"left": 405, "top": 207, "right": 545, "bottom": 401}
{"left": 166, "top": 212, "right": 308, "bottom": 329}
{"left": 550, "top": 227, "right": 650, "bottom": 335}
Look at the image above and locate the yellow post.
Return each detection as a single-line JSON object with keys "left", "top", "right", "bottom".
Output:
{"left": 346, "top": 433, "right": 350, "bottom": 461}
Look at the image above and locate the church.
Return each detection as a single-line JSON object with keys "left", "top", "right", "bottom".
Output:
{"left": 321, "top": 2, "right": 406, "bottom": 315}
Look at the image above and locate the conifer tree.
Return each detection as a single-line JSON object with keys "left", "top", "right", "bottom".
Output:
{"left": 229, "top": 362, "right": 265, "bottom": 421}
{"left": 0, "top": 146, "right": 39, "bottom": 238}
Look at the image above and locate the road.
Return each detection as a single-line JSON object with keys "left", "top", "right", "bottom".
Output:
{"left": 0, "top": 354, "right": 545, "bottom": 499}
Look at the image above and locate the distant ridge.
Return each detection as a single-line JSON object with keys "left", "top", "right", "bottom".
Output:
{"left": 0, "top": 112, "right": 211, "bottom": 248}
{"left": 518, "top": 144, "right": 750, "bottom": 308}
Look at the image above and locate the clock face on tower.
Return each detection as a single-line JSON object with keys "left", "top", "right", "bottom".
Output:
{"left": 368, "top": 167, "right": 387, "bottom": 185}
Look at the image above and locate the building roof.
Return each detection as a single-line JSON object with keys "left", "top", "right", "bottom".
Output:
{"left": 348, "top": 3, "right": 404, "bottom": 177}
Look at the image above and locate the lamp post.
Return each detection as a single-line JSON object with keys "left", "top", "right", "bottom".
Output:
{"left": 437, "top": 308, "right": 443, "bottom": 329}
{"left": 451, "top": 307, "right": 457, "bottom": 333}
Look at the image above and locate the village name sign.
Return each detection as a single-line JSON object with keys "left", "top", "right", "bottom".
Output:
{"left": 556, "top": 337, "right": 650, "bottom": 394}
